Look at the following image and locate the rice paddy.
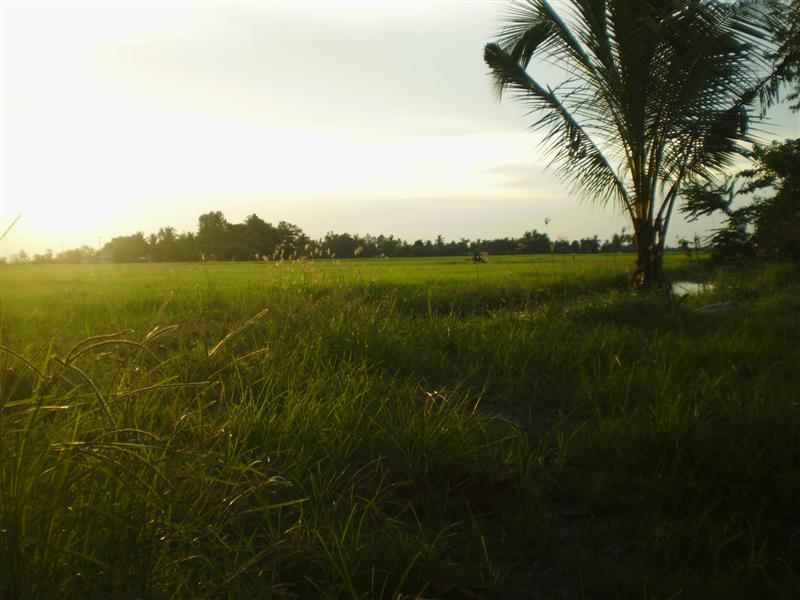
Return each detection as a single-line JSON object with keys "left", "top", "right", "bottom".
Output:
{"left": 2, "top": 255, "right": 798, "bottom": 598}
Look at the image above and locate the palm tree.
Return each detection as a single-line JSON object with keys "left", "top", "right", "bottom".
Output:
{"left": 485, "top": 0, "right": 782, "bottom": 287}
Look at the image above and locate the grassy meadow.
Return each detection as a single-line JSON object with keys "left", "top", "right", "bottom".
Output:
{"left": 1, "top": 255, "right": 799, "bottom": 599}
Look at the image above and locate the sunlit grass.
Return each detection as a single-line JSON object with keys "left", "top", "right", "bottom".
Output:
{"left": 1, "top": 256, "right": 797, "bottom": 598}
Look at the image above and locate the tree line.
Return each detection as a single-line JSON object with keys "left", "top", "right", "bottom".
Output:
{"left": 6, "top": 211, "right": 645, "bottom": 264}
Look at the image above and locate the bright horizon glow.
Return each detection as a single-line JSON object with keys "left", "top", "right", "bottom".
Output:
{"left": 2, "top": 1, "right": 798, "bottom": 257}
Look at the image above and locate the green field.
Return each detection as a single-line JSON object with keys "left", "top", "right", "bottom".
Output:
{"left": 2, "top": 255, "right": 799, "bottom": 599}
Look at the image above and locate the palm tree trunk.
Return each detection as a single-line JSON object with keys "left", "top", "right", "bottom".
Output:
{"left": 632, "top": 218, "right": 664, "bottom": 289}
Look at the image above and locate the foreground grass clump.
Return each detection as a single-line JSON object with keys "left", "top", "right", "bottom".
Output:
{"left": 1, "top": 256, "right": 798, "bottom": 598}
{"left": 1, "top": 328, "right": 526, "bottom": 598}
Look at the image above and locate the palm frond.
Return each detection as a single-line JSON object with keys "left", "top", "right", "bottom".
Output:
{"left": 484, "top": 42, "right": 633, "bottom": 214}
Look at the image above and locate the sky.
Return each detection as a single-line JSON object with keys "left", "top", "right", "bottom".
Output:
{"left": 2, "top": 0, "right": 798, "bottom": 258}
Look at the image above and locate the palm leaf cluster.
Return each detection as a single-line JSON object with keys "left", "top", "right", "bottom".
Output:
{"left": 485, "top": 0, "right": 783, "bottom": 283}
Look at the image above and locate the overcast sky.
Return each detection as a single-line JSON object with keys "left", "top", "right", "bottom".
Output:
{"left": 2, "top": 0, "right": 798, "bottom": 257}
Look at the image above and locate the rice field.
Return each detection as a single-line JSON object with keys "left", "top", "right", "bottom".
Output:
{"left": 2, "top": 255, "right": 799, "bottom": 599}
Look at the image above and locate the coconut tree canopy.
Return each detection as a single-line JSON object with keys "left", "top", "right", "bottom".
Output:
{"left": 484, "top": 0, "right": 784, "bottom": 286}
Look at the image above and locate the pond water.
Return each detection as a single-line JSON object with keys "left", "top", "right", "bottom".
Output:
{"left": 671, "top": 280, "right": 714, "bottom": 297}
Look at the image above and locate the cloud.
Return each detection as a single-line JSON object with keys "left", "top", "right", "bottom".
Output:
{"left": 480, "top": 162, "right": 558, "bottom": 191}
{"left": 83, "top": 2, "right": 529, "bottom": 138}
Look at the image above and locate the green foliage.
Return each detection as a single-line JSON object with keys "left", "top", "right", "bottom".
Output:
{"left": 104, "top": 232, "right": 150, "bottom": 262}
{"left": 765, "top": 0, "right": 800, "bottom": 110}
{"left": 682, "top": 138, "right": 800, "bottom": 261}
{"left": 748, "top": 139, "right": 800, "bottom": 258}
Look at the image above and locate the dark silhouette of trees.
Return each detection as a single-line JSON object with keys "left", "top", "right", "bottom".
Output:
{"left": 579, "top": 236, "right": 601, "bottom": 253}
{"left": 519, "top": 229, "right": 550, "bottom": 254}
{"left": 56, "top": 245, "right": 96, "bottom": 263}
{"left": 552, "top": 239, "right": 572, "bottom": 254}
{"left": 11, "top": 209, "right": 674, "bottom": 264}
{"left": 104, "top": 233, "right": 149, "bottom": 262}
{"left": 679, "top": 2, "right": 800, "bottom": 263}
{"left": 682, "top": 138, "right": 800, "bottom": 261}
{"left": 242, "top": 214, "right": 281, "bottom": 258}
{"left": 601, "top": 231, "right": 635, "bottom": 253}
{"left": 151, "top": 227, "right": 177, "bottom": 262}
{"left": 323, "top": 232, "right": 361, "bottom": 258}
{"left": 197, "top": 211, "right": 230, "bottom": 260}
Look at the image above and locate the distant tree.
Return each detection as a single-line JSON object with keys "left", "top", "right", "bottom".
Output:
{"left": 57, "top": 245, "right": 96, "bottom": 263}
{"left": 579, "top": 236, "right": 601, "bottom": 253}
{"left": 360, "top": 234, "right": 380, "bottom": 257}
{"left": 520, "top": 229, "right": 551, "bottom": 253}
{"left": 103, "top": 233, "right": 149, "bottom": 262}
{"left": 410, "top": 239, "right": 426, "bottom": 257}
{"left": 434, "top": 234, "right": 446, "bottom": 255}
{"left": 197, "top": 211, "right": 230, "bottom": 260}
{"left": 10, "top": 250, "right": 30, "bottom": 264}
{"left": 32, "top": 249, "right": 54, "bottom": 264}
{"left": 552, "top": 238, "right": 571, "bottom": 254}
{"left": 323, "top": 232, "right": 361, "bottom": 259}
{"left": 174, "top": 232, "right": 199, "bottom": 261}
{"left": 677, "top": 238, "right": 693, "bottom": 258}
{"left": 275, "top": 221, "right": 308, "bottom": 257}
{"left": 152, "top": 227, "right": 178, "bottom": 261}
{"left": 452, "top": 238, "right": 471, "bottom": 255}
{"left": 243, "top": 214, "right": 281, "bottom": 257}
{"left": 601, "top": 231, "right": 635, "bottom": 253}
{"left": 224, "top": 223, "right": 254, "bottom": 260}
{"left": 373, "top": 234, "right": 404, "bottom": 257}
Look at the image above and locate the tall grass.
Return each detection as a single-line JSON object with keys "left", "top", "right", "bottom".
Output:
{"left": 1, "top": 257, "right": 798, "bottom": 598}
